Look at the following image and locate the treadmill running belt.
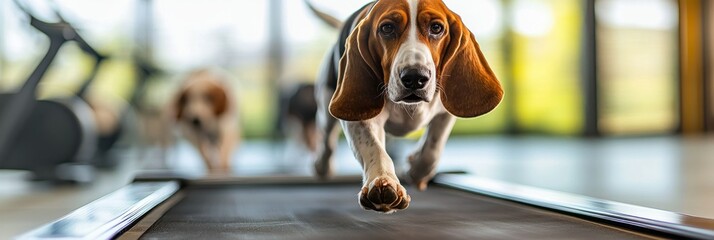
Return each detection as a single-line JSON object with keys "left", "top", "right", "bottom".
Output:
{"left": 141, "top": 184, "right": 647, "bottom": 239}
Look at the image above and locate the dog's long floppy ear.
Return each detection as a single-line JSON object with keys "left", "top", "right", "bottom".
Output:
{"left": 209, "top": 84, "right": 228, "bottom": 116}
{"left": 329, "top": 18, "right": 384, "bottom": 121}
{"left": 439, "top": 13, "right": 503, "bottom": 118}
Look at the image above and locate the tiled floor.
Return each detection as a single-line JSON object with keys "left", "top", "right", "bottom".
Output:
{"left": 2, "top": 135, "right": 714, "bottom": 238}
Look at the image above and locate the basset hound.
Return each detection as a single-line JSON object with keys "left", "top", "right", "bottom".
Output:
{"left": 170, "top": 68, "right": 240, "bottom": 172}
{"left": 310, "top": 0, "right": 503, "bottom": 213}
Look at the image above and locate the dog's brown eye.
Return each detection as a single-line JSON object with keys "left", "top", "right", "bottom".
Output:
{"left": 430, "top": 23, "right": 444, "bottom": 35}
{"left": 380, "top": 23, "right": 395, "bottom": 35}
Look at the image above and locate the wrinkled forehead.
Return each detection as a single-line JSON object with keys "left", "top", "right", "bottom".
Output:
{"left": 369, "top": 0, "right": 409, "bottom": 21}
{"left": 370, "top": 0, "right": 448, "bottom": 20}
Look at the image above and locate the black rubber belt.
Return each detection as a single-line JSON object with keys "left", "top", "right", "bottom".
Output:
{"left": 141, "top": 184, "right": 648, "bottom": 240}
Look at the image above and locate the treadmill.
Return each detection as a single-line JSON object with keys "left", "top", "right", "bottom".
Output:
{"left": 16, "top": 171, "right": 714, "bottom": 239}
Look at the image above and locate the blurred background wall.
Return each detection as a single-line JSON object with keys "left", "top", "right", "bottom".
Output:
{"left": 0, "top": 0, "right": 711, "bottom": 140}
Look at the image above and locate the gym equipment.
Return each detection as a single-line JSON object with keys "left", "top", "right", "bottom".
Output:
{"left": 0, "top": 5, "right": 106, "bottom": 182}
{"left": 16, "top": 172, "right": 714, "bottom": 239}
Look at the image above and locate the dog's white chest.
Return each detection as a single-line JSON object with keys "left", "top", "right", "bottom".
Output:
{"left": 383, "top": 101, "right": 443, "bottom": 137}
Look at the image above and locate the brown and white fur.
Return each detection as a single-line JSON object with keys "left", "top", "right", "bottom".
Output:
{"left": 170, "top": 68, "right": 240, "bottom": 172}
{"left": 309, "top": 0, "right": 503, "bottom": 213}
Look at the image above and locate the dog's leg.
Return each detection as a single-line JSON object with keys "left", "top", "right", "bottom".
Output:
{"left": 342, "top": 120, "right": 410, "bottom": 213}
{"left": 218, "top": 131, "right": 236, "bottom": 172}
{"left": 198, "top": 141, "right": 217, "bottom": 171}
{"left": 314, "top": 46, "right": 341, "bottom": 179}
{"left": 407, "top": 113, "right": 456, "bottom": 191}
{"left": 314, "top": 105, "right": 339, "bottom": 179}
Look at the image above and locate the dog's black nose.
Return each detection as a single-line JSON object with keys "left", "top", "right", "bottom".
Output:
{"left": 190, "top": 117, "right": 202, "bottom": 128}
{"left": 400, "top": 68, "right": 429, "bottom": 90}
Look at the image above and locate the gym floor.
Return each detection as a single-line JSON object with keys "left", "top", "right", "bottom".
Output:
{"left": 1, "top": 135, "right": 714, "bottom": 238}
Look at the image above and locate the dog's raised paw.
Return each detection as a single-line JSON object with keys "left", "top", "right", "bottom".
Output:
{"left": 407, "top": 154, "right": 436, "bottom": 191}
{"left": 358, "top": 177, "right": 410, "bottom": 213}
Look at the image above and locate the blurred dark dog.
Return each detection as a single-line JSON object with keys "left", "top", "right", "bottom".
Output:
{"left": 277, "top": 83, "right": 318, "bottom": 153}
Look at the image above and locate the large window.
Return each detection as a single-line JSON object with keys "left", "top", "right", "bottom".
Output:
{"left": 511, "top": 0, "right": 584, "bottom": 134}
{"left": 596, "top": 0, "right": 679, "bottom": 135}
{"left": 0, "top": 0, "right": 689, "bottom": 138}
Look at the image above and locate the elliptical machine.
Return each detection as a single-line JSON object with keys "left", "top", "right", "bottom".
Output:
{"left": 0, "top": 7, "right": 106, "bottom": 182}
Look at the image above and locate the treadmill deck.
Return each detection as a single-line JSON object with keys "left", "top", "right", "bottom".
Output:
{"left": 142, "top": 183, "right": 646, "bottom": 239}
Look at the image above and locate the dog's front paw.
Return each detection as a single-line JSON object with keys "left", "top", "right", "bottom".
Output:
{"left": 358, "top": 176, "right": 410, "bottom": 213}
{"left": 407, "top": 154, "right": 437, "bottom": 191}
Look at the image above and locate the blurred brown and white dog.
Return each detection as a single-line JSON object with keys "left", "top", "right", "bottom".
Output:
{"left": 169, "top": 68, "right": 240, "bottom": 172}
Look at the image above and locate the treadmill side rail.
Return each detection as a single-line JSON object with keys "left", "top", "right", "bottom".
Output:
{"left": 434, "top": 174, "right": 714, "bottom": 240}
{"left": 16, "top": 181, "right": 179, "bottom": 240}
